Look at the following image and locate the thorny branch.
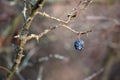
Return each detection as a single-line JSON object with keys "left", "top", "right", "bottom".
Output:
{"left": 5, "top": 0, "right": 45, "bottom": 80}
{"left": 5, "top": 0, "right": 93, "bottom": 80}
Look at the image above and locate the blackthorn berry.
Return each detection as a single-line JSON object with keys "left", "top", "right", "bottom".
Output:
{"left": 74, "top": 39, "right": 84, "bottom": 51}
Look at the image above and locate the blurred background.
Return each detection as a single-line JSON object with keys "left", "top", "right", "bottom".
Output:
{"left": 0, "top": 0, "right": 120, "bottom": 80}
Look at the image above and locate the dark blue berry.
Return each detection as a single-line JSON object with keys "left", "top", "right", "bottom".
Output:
{"left": 74, "top": 39, "right": 84, "bottom": 51}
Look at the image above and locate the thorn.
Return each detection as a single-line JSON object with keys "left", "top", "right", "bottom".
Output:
{"left": 36, "top": 36, "right": 39, "bottom": 43}
{"left": 14, "top": 35, "right": 20, "bottom": 38}
{"left": 22, "top": 54, "right": 25, "bottom": 57}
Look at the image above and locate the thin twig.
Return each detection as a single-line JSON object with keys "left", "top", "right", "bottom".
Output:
{"left": 38, "top": 54, "right": 69, "bottom": 62}
{"left": 82, "top": 0, "right": 93, "bottom": 9}
{"left": 16, "top": 72, "right": 25, "bottom": 80}
{"left": 26, "top": 25, "right": 59, "bottom": 41}
{"left": 62, "top": 24, "right": 79, "bottom": 33}
{"left": 36, "top": 11, "right": 71, "bottom": 24}
{"left": 0, "top": 66, "right": 11, "bottom": 73}
{"left": 25, "top": 24, "right": 92, "bottom": 41}
{"left": 37, "top": 66, "right": 44, "bottom": 80}
{"left": 36, "top": 1, "right": 94, "bottom": 24}
{"left": 62, "top": 24, "right": 92, "bottom": 35}
{"left": 84, "top": 68, "right": 104, "bottom": 80}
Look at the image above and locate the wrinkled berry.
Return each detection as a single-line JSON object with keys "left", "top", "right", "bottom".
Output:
{"left": 74, "top": 39, "right": 84, "bottom": 51}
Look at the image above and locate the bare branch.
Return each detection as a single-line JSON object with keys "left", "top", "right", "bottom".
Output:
{"left": 84, "top": 68, "right": 104, "bottom": 80}
{"left": 36, "top": 11, "right": 71, "bottom": 23}
{"left": 5, "top": 0, "right": 45, "bottom": 80}
{"left": 26, "top": 25, "right": 59, "bottom": 41}
{"left": 25, "top": 23, "right": 92, "bottom": 42}
{"left": 0, "top": 66, "right": 11, "bottom": 74}
{"left": 38, "top": 54, "right": 69, "bottom": 62}
{"left": 62, "top": 24, "right": 79, "bottom": 33}
{"left": 16, "top": 72, "right": 25, "bottom": 80}
{"left": 5, "top": 0, "right": 93, "bottom": 80}
{"left": 18, "top": 48, "right": 38, "bottom": 72}
{"left": 82, "top": 0, "right": 93, "bottom": 9}
{"left": 37, "top": 66, "right": 44, "bottom": 80}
